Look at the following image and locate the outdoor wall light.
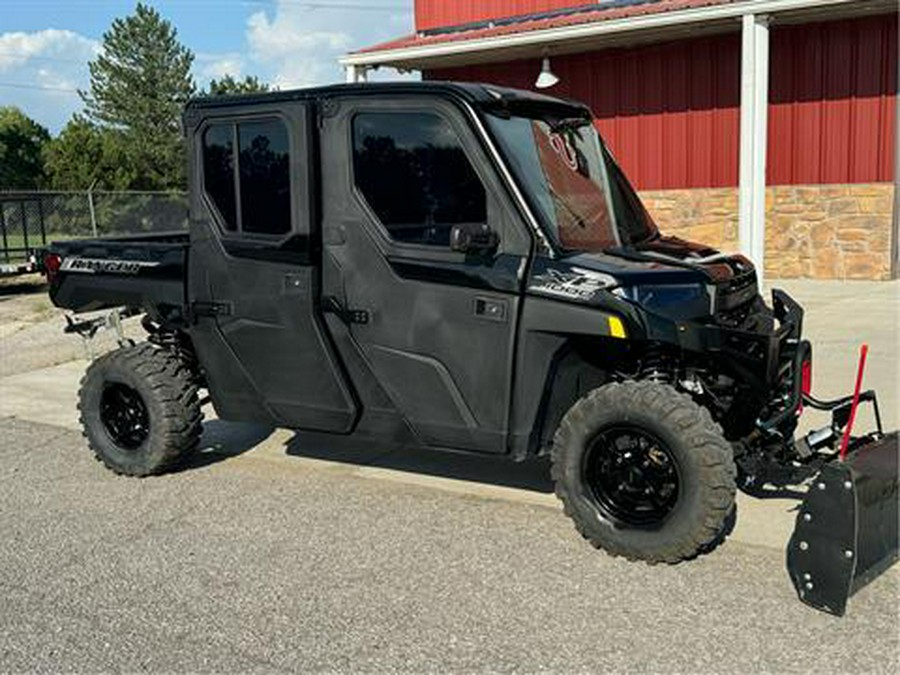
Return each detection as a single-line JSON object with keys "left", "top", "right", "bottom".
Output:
{"left": 535, "top": 56, "right": 559, "bottom": 89}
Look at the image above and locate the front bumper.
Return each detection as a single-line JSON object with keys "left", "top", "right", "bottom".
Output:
{"left": 649, "top": 288, "right": 808, "bottom": 429}
{"left": 756, "top": 290, "right": 810, "bottom": 431}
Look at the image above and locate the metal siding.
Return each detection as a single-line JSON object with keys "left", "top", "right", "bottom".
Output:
{"left": 428, "top": 14, "right": 895, "bottom": 188}
{"left": 428, "top": 33, "right": 741, "bottom": 190}
{"left": 415, "top": 1, "right": 584, "bottom": 33}
{"left": 767, "top": 15, "right": 897, "bottom": 185}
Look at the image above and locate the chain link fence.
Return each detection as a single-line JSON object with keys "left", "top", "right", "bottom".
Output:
{"left": 0, "top": 190, "right": 188, "bottom": 264}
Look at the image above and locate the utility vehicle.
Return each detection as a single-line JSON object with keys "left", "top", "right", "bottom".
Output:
{"left": 44, "top": 83, "right": 897, "bottom": 615}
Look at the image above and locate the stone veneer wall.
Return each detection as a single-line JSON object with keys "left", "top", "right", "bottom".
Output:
{"left": 638, "top": 183, "right": 896, "bottom": 280}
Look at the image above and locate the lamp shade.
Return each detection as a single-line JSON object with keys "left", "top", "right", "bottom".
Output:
{"left": 535, "top": 56, "right": 560, "bottom": 89}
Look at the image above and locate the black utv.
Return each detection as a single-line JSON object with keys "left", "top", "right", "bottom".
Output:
{"left": 44, "top": 83, "right": 897, "bottom": 615}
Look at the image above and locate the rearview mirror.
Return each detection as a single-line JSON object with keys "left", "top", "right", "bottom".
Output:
{"left": 450, "top": 223, "right": 499, "bottom": 255}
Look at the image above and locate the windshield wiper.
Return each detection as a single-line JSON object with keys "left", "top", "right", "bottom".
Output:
{"left": 549, "top": 117, "right": 591, "bottom": 133}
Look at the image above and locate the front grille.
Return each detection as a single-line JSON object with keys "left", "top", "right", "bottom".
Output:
{"left": 715, "top": 265, "right": 761, "bottom": 329}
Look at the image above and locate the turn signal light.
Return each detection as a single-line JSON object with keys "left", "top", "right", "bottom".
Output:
{"left": 608, "top": 315, "right": 627, "bottom": 339}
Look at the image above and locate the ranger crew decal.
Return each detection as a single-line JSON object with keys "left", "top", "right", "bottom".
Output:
{"left": 60, "top": 257, "right": 160, "bottom": 275}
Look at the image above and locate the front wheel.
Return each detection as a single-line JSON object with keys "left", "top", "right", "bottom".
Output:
{"left": 551, "top": 380, "right": 736, "bottom": 563}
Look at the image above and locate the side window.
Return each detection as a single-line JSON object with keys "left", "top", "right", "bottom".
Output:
{"left": 201, "top": 118, "right": 291, "bottom": 236}
{"left": 202, "top": 124, "right": 237, "bottom": 231}
{"left": 352, "top": 112, "right": 486, "bottom": 247}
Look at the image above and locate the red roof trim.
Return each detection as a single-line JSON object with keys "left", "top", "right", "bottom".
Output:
{"left": 355, "top": 0, "right": 744, "bottom": 55}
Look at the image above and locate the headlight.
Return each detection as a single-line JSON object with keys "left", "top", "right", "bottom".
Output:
{"left": 618, "top": 283, "right": 715, "bottom": 317}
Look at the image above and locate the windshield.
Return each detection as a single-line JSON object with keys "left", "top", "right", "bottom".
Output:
{"left": 486, "top": 112, "right": 657, "bottom": 253}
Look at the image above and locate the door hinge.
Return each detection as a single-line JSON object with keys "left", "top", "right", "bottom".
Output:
{"left": 322, "top": 296, "right": 369, "bottom": 325}
{"left": 191, "top": 301, "right": 232, "bottom": 319}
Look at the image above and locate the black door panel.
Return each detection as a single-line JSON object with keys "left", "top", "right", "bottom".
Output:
{"left": 189, "top": 224, "right": 357, "bottom": 430}
{"left": 320, "top": 97, "right": 530, "bottom": 453}
{"left": 186, "top": 103, "right": 358, "bottom": 431}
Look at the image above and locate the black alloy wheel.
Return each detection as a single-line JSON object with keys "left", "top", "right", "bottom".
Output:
{"left": 584, "top": 425, "right": 681, "bottom": 528}
{"left": 99, "top": 382, "right": 150, "bottom": 449}
{"left": 551, "top": 380, "right": 737, "bottom": 563}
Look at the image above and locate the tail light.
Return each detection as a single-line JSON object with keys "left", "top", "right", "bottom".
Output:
{"left": 43, "top": 253, "right": 62, "bottom": 283}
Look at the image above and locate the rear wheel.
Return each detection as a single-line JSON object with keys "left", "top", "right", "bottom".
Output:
{"left": 79, "top": 343, "right": 202, "bottom": 476}
{"left": 551, "top": 380, "right": 736, "bottom": 563}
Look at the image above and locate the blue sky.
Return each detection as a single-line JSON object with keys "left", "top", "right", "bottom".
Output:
{"left": 0, "top": 0, "right": 415, "bottom": 133}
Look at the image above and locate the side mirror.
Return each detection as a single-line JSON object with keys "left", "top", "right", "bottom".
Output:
{"left": 450, "top": 223, "right": 499, "bottom": 255}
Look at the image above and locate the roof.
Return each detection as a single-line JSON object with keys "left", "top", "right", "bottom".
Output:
{"left": 184, "top": 81, "right": 587, "bottom": 113}
{"left": 353, "top": 0, "right": 742, "bottom": 56}
{"left": 342, "top": 0, "right": 880, "bottom": 68}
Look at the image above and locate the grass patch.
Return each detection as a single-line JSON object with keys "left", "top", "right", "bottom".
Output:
{"left": 1, "top": 233, "right": 80, "bottom": 261}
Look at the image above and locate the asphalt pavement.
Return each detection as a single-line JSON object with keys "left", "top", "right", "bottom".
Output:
{"left": 1, "top": 414, "right": 898, "bottom": 673}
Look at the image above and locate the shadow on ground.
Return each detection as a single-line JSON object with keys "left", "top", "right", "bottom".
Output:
{"left": 284, "top": 430, "right": 555, "bottom": 493}
{"left": 180, "top": 419, "right": 277, "bottom": 471}
{"left": 0, "top": 274, "right": 46, "bottom": 297}
{"left": 185, "top": 418, "right": 554, "bottom": 493}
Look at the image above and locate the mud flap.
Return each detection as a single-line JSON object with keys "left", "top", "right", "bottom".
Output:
{"left": 787, "top": 431, "right": 898, "bottom": 615}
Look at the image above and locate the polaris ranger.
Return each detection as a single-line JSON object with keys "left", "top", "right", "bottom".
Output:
{"left": 44, "top": 83, "right": 897, "bottom": 615}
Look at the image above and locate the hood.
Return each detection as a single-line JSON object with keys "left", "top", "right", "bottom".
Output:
{"left": 527, "top": 237, "right": 759, "bottom": 321}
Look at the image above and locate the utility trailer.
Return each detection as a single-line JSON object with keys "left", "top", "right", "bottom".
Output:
{"left": 43, "top": 83, "right": 897, "bottom": 615}
{"left": 0, "top": 193, "right": 49, "bottom": 277}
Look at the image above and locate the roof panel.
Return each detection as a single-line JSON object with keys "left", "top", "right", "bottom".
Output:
{"left": 356, "top": 0, "right": 743, "bottom": 56}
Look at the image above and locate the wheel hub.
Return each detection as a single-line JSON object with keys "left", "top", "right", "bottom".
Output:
{"left": 100, "top": 383, "right": 150, "bottom": 450}
{"left": 584, "top": 425, "right": 680, "bottom": 527}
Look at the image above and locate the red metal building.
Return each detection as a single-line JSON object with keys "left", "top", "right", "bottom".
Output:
{"left": 346, "top": 0, "right": 899, "bottom": 280}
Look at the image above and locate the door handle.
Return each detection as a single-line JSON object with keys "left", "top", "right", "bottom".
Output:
{"left": 473, "top": 296, "right": 507, "bottom": 323}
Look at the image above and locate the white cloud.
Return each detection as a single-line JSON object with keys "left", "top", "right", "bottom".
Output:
{"left": 245, "top": 2, "right": 352, "bottom": 88}
{"left": 0, "top": 28, "right": 97, "bottom": 72}
{"left": 0, "top": 29, "right": 97, "bottom": 132}
{"left": 247, "top": 12, "right": 350, "bottom": 60}
{"left": 196, "top": 52, "right": 245, "bottom": 81}
{"left": 244, "top": 0, "right": 415, "bottom": 89}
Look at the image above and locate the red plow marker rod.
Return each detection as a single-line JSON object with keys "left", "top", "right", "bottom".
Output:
{"left": 839, "top": 344, "right": 869, "bottom": 462}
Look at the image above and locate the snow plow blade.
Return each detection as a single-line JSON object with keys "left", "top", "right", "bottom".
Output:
{"left": 787, "top": 431, "right": 898, "bottom": 616}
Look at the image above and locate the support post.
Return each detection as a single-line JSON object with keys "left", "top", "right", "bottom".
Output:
{"left": 345, "top": 64, "right": 369, "bottom": 84}
{"left": 738, "top": 14, "right": 770, "bottom": 285}
{"left": 87, "top": 181, "right": 98, "bottom": 238}
{"left": 37, "top": 196, "right": 46, "bottom": 246}
{"left": 19, "top": 200, "right": 29, "bottom": 254}
{"left": 0, "top": 200, "right": 8, "bottom": 263}
{"left": 891, "top": 58, "right": 899, "bottom": 279}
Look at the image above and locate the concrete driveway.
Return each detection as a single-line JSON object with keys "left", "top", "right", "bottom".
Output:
{"left": 0, "top": 279, "right": 897, "bottom": 672}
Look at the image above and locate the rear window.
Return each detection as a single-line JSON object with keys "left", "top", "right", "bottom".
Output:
{"left": 201, "top": 118, "right": 292, "bottom": 236}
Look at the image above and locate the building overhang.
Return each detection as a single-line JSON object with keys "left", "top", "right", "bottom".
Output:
{"left": 341, "top": 0, "right": 895, "bottom": 72}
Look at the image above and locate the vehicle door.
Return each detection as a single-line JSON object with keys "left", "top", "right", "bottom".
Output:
{"left": 186, "top": 102, "right": 357, "bottom": 431}
{"left": 319, "top": 95, "right": 532, "bottom": 453}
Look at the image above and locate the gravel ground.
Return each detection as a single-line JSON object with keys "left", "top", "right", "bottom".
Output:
{"left": 0, "top": 275, "right": 143, "bottom": 378}
{"left": 1, "top": 417, "right": 898, "bottom": 673}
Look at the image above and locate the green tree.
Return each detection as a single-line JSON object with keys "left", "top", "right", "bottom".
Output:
{"left": 203, "top": 74, "right": 270, "bottom": 96}
{"left": 44, "top": 116, "right": 136, "bottom": 191}
{"left": 0, "top": 106, "right": 50, "bottom": 189}
{"left": 81, "top": 2, "right": 195, "bottom": 190}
